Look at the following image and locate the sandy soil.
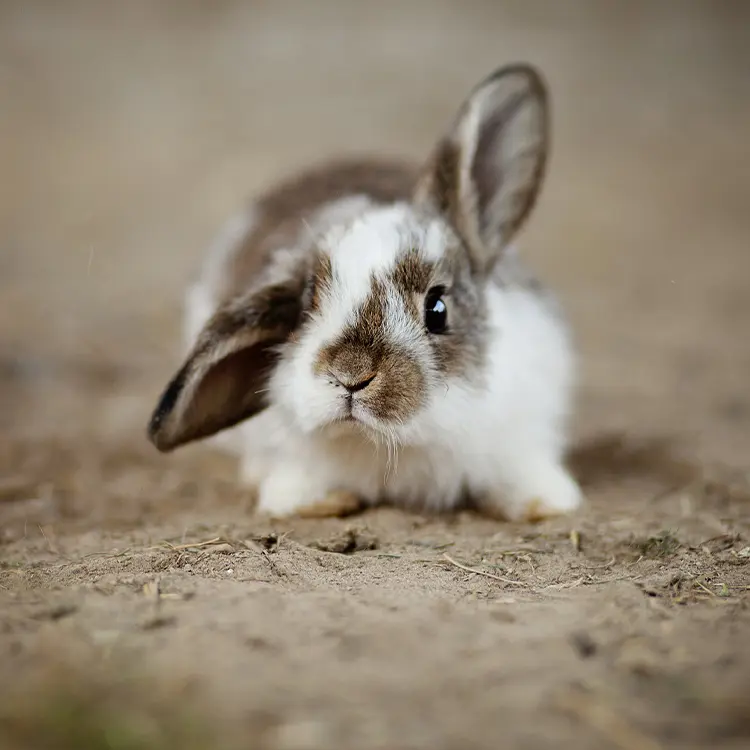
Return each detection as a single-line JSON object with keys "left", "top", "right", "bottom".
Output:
{"left": 1, "top": 2, "right": 749, "bottom": 748}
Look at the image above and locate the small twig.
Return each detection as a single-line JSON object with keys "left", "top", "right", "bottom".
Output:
{"left": 546, "top": 576, "right": 586, "bottom": 590}
{"left": 142, "top": 579, "right": 161, "bottom": 600}
{"left": 442, "top": 553, "right": 528, "bottom": 587}
{"left": 570, "top": 529, "right": 582, "bottom": 552}
{"left": 578, "top": 557, "right": 617, "bottom": 571}
{"left": 694, "top": 580, "right": 716, "bottom": 597}
{"left": 243, "top": 539, "right": 283, "bottom": 575}
{"left": 432, "top": 542, "right": 455, "bottom": 551}
{"left": 160, "top": 537, "right": 222, "bottom": 551}
{"left": 38, "top": 525, "right": 59, "bottom": 555}
{"left": 82, "top": 548, "right": 134, "bottom": 560}
{"left": 594, "top": 575, "right": 645, "bottom": 585}
{"left": 496, "top": 545, "right": 546, "bottom": 556}
{"left": 512, "top": 553, "right": 536, "bottom": 575}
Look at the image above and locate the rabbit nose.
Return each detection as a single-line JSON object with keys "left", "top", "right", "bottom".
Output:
{"left": 339, "top": 372, "right": 376, "bottom": 393}
{"left": 327, "top": 350, "right": 377, "bottom": 393}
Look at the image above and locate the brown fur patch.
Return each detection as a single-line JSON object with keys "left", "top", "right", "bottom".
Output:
{"left": 209, "top": 281, "right": 304, "bottom": 339}
{"left": 367, "top": 346, "right": 426, "bottom": 422}
{"left": 218, "top": 159, "right": 417, "bottom": 302}
{"left": 315, "top": 235, "right": 489, "bottom": 409}
{"left": 428, "top": 139, "right": 462, "bottom": 221}
{"left": 308, "top": 253, "right": 333, "bottom": 313}
{"left": 256, "top": 159, "right": 417, "bottom": 225}
{"left": 390, "top": 249, "right": 488, "bottom": 381}
{"left": 391, "top": 252, "right": 435, "bottom": 296}
{"left": 432, "top": 290, "right": 488, "bottom": 377}
{"left": 413, "top": 140, "right": 466, "bottom": 259}
{"left": 420, "top": 238, "right": 489, "bottom": 380}
{"left": 316, "top": 277, "right": 427, "bottom": 424}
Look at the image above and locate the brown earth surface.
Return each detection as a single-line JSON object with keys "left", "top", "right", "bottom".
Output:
{"left": 1, "top": 2, "right": 749, "bottom": 748}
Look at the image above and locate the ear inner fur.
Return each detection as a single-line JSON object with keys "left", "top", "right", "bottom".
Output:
{"left": 470, "top": 88, "right": 539, "bottom": 238}
{"left": 147, "top": 283, "right": 302, "bottom": 452}
{"left": 414, "top": 64, "right": 549, "bottom": 273}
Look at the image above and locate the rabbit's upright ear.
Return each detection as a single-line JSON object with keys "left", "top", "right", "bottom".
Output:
{"left": 415, "top": 64, "right": 549, "bottom": 273}
{"left": 147, "top": 280, "right": 303, "bottom": 452}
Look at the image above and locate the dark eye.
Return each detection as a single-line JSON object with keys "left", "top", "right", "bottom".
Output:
{"left": 424, "top": 286, "right": 448, "bottom": 334}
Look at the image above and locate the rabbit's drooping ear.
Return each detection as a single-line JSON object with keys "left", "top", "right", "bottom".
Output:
{"left": 147, "top": 281, "right": 303, "bottom": 452}
{"left": 415, "top": 64, "right": 549, "bottom": 272}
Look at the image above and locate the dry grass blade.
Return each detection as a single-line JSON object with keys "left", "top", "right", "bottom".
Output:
{"left": 546, "top": 577, "right": 586, "bottom": 590}
{"left": 142, "top": 580, "right": 161, "bottom": 599}
{"left": 160, "top": 537, "right": 222, "bottom": 551}
{"left": 694, "top": 580, "right": 716, "bottom": 597}
{"left": 570, "top": 529, "right": 581, "bottom": 552}
{"left": 570, "top": 529, "right": 582, "bottom": 552}
{"left": 442, "top": 553, "right": 529, "bottom": 587}
{"left": 38, "top": 524, "right": 59, "bottom": 554}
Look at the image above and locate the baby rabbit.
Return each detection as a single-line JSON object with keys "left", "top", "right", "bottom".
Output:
{"left": 148, "top": 64, "right": 583, "bottom": 521}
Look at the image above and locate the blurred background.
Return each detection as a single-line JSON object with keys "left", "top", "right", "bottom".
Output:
{"left": 1, "top": 0, "right": 749, "bottom": 466}
{"left": 2, "top": 5, "right": 750, "bottom": 748}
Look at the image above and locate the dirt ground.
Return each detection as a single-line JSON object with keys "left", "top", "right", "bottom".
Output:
{"left": 1, "top": 2, "right": 750, "bottom": 748}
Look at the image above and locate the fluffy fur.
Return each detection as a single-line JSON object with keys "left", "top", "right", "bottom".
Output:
{"left": 147, "top": 64, "right": 584, "bottom": 521}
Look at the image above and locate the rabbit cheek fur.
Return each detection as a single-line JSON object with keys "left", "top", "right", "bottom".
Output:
{"left": 147, "top": 64, "right": 584, "bottom": 521}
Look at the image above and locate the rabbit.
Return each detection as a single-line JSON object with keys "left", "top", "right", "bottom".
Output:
{"left": 147, "top": 63, "right": 584, "bottom": 521}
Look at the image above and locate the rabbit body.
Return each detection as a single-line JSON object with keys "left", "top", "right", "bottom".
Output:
{"left": 149, "top": 66, "right": 583, "bottom": 521}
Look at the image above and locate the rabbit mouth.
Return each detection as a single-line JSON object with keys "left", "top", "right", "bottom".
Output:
{"left": 333, "top": 412, "right": 357, "bottom": 424}
{"left": 319, "top": 411, "right": 366, "bottom": 440}
{"left": 341, "top": 399, "right": 366, "bottom": 424}
{"left": 326, "top": 399, "right": 376, "bottom": 431}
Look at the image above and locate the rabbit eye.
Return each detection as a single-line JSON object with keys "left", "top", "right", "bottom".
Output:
{"left": 424, "top": 286, "right": 448, "bottom": 334}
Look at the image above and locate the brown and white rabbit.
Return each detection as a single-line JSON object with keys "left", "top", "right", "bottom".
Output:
{"left": 147, "top": 64, "right": 583, "bottom": 521}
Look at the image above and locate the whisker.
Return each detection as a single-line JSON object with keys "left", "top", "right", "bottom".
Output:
{"left": 300, "top": 218, "right": 318, "bottom": 245}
